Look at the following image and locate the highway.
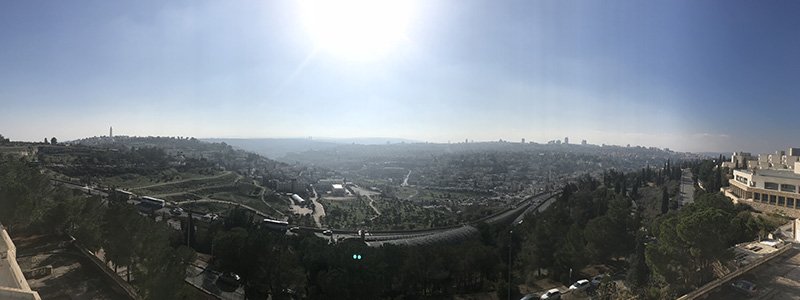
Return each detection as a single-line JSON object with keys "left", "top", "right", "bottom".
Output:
{"left": 346, "top": 192, "right": 558, "bottom": 247}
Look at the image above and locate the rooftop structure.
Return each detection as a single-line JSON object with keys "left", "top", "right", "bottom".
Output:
{"left": 0, "top": 224, "right": 41, "bottom": 300}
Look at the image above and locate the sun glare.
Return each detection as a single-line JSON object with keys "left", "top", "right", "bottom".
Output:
{"left": 298, "top": 0, "right": 416, "bottom": 61}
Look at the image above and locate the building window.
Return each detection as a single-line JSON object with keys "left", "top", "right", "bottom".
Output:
{"left": 780, "top": 184, "right": 797, "bottom": 193}
{"left": 790, "top": 198, "right": 796, "bottom": 208}
{"left": 755, "top": 192, "right": 761, "bottom": 200}
{"left": 770, "top": 195, "right": 777, "bottom": 204}
{"left": 779, "top": 196, "right": 786, "bottom": 206}
{"left": 765, "top": 182, "right": 779, "bottom": 190}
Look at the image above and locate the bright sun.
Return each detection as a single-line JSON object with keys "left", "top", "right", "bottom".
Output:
{"left": 298, "top": 0, "right": 416, "bottom": 61}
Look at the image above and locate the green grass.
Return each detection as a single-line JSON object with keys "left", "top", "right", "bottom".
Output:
{"left": 131, "top": 172, "right": 237, "bottom": 195}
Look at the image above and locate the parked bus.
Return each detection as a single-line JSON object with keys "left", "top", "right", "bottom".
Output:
{"left": 263, "top": 218, "right": 289, "bottom": 232}
{"left": 139, "top": 196, "right": 166, "bottom": 209}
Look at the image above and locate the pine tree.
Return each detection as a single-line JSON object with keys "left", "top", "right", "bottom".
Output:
{"left": 626, "top": 232, "right": 649, "bottom": 289}
{"left": 661, "top": 186, "right": 669, "bottom": 214}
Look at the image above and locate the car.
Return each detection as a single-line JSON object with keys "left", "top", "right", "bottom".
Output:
{"left": 591, "top": 274, "right": 609, "bottom": 286}
{"left": 217, "top": 272, "right": 241, "bottom": 286}
{"left": 169, "top": 207, "right": 184, "bottom": 215}
{"left": 519, "top": 293, "right": 539, "bottom": 300}
{"left": 323, "top": 229, "right": 333, "bottom": 236}
{"left": 289, "top": 226, "right": 300, "bottom": 232}
{"left": 730, "top": 279, "right": 757, "bottom": 296}
{"left": 203, "top": 213, "right": 219, "bottom": 221}
{"left": 540, "top": 288, "right": 560, "bottom": 300}
{"left": 569, "top": 279, "right": 591, "bottom": 291}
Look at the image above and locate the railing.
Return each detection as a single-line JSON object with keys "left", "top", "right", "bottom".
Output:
{"left": 676, "top": 243, "right": 793, "bottom": 300}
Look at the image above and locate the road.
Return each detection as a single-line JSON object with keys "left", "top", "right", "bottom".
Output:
{"left": 680, "top": 168, "right": 696, "bottom": 207}
{"left": 401, "top": 170, "right": 412, "bottom": 187}
{"left": 250, "top": 179, "right": 286, "bottom": 218}
{"left": 360, "top": 192, "right": 557, "bottom": 247}
{"left": 309, "top": 187, "right": 326, "bottom": 227}
{"left": 51, "top": 179, "right": 109, "bottom": 197}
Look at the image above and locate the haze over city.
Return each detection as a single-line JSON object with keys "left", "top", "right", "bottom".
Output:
{"left": 2, "top": 0, "right": 800, "bottom": 153}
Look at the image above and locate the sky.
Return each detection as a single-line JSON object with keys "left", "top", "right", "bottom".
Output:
{"left": 1, "top": 0, "right": 799, "bottom": 153}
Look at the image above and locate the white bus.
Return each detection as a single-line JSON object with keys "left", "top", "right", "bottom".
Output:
{"left": 263, "top": 218, "right": 289, "bottom": 232}
{"left": 139, "top": 196, "right": 166, "bottom": 209}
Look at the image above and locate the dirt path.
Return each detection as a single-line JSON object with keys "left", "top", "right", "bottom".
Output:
{"left": 351, "top": 186, "right": 381, "bottom": 220}
{"left": 250, "top": 179, "right": 286, "bottom": 217}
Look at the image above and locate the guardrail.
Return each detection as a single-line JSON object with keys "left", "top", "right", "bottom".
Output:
{"left": 676, "top": 243, "right": 793, "bottom": 300}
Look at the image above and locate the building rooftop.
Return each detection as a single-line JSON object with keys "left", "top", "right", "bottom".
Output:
{"left": 756, "top": 169, "right": 800, "bottom": 180}
{"left": 738, "top": 169, "right": 800, "bottom": 180}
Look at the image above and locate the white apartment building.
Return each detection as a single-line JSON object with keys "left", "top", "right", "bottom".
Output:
{"left": 723, "top": 148, "right": 800, "bottom": 171}
{"left": 728, "top": 162, "right": 800, "bottom": 211}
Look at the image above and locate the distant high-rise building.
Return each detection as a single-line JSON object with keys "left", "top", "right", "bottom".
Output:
{"left": 790, "top": 148, "right": 800, "bottom": 157}
{"left": 109, "top": 126, "right": 113, "bottom": 137}
{"left": 581, "top": 139, "right": 587, "bottom": 145}
{"left": 564, "top": 137, "right": 569, "bottom": 144}
{"left": 521, "top": 138, "right": 525, "bottom": 144}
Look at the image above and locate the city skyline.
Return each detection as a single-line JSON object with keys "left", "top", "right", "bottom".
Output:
{"left": 2, "top": 1, "right": 800, "bottom": 153}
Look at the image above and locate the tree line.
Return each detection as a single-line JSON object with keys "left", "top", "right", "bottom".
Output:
{"left": 0, "top": 155, "right": 196, "bottom": 299}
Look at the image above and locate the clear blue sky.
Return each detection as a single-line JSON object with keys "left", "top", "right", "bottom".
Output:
{"left": 1, "top": 0, "right": 799, "bottom": 153}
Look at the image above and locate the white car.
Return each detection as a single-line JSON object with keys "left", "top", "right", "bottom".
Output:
{"left": 569, "top": 279, "right": 591, "bottom": 291}
{"left": 540, "top": 289, "right": 560, "bottom": 300}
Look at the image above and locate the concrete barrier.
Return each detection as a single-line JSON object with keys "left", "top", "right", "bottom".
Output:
{"left": 676, "top": 243, "right": 793, "bottom": 300}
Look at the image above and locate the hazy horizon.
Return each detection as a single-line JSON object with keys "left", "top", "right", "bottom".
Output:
{"left": 2, "top": 0, "right": 800, "bottom": 153}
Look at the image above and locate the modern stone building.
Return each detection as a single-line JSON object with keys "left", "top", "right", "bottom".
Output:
{"left": 726, "top": 163, "right": 800, "bottom": 215}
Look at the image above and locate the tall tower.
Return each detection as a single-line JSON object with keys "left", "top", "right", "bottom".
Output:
{"left": 109, "top": 126, "right": 113, "bottom": 138}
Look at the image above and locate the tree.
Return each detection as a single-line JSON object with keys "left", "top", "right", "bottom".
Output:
{"left": 626, "top": 232, "right": 649, "bottom": 290}
{"left": 50, "top": 137, "right": 57, "bottom": 145}
{"left": 0, "top": 158, "right": 51, "bottom": 230}
{"left": 212, "top": 227, "right": 250, "bottom": 274}
{"left": 646, "top": 192, "right": 739, "bottom": 293}
{"left": 660, "top": 186, "right": 669, "bottom": 215}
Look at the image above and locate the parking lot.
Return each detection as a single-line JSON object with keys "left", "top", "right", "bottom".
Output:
{"left": 708, "top": 246, "right": 800, "bottom": 299}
